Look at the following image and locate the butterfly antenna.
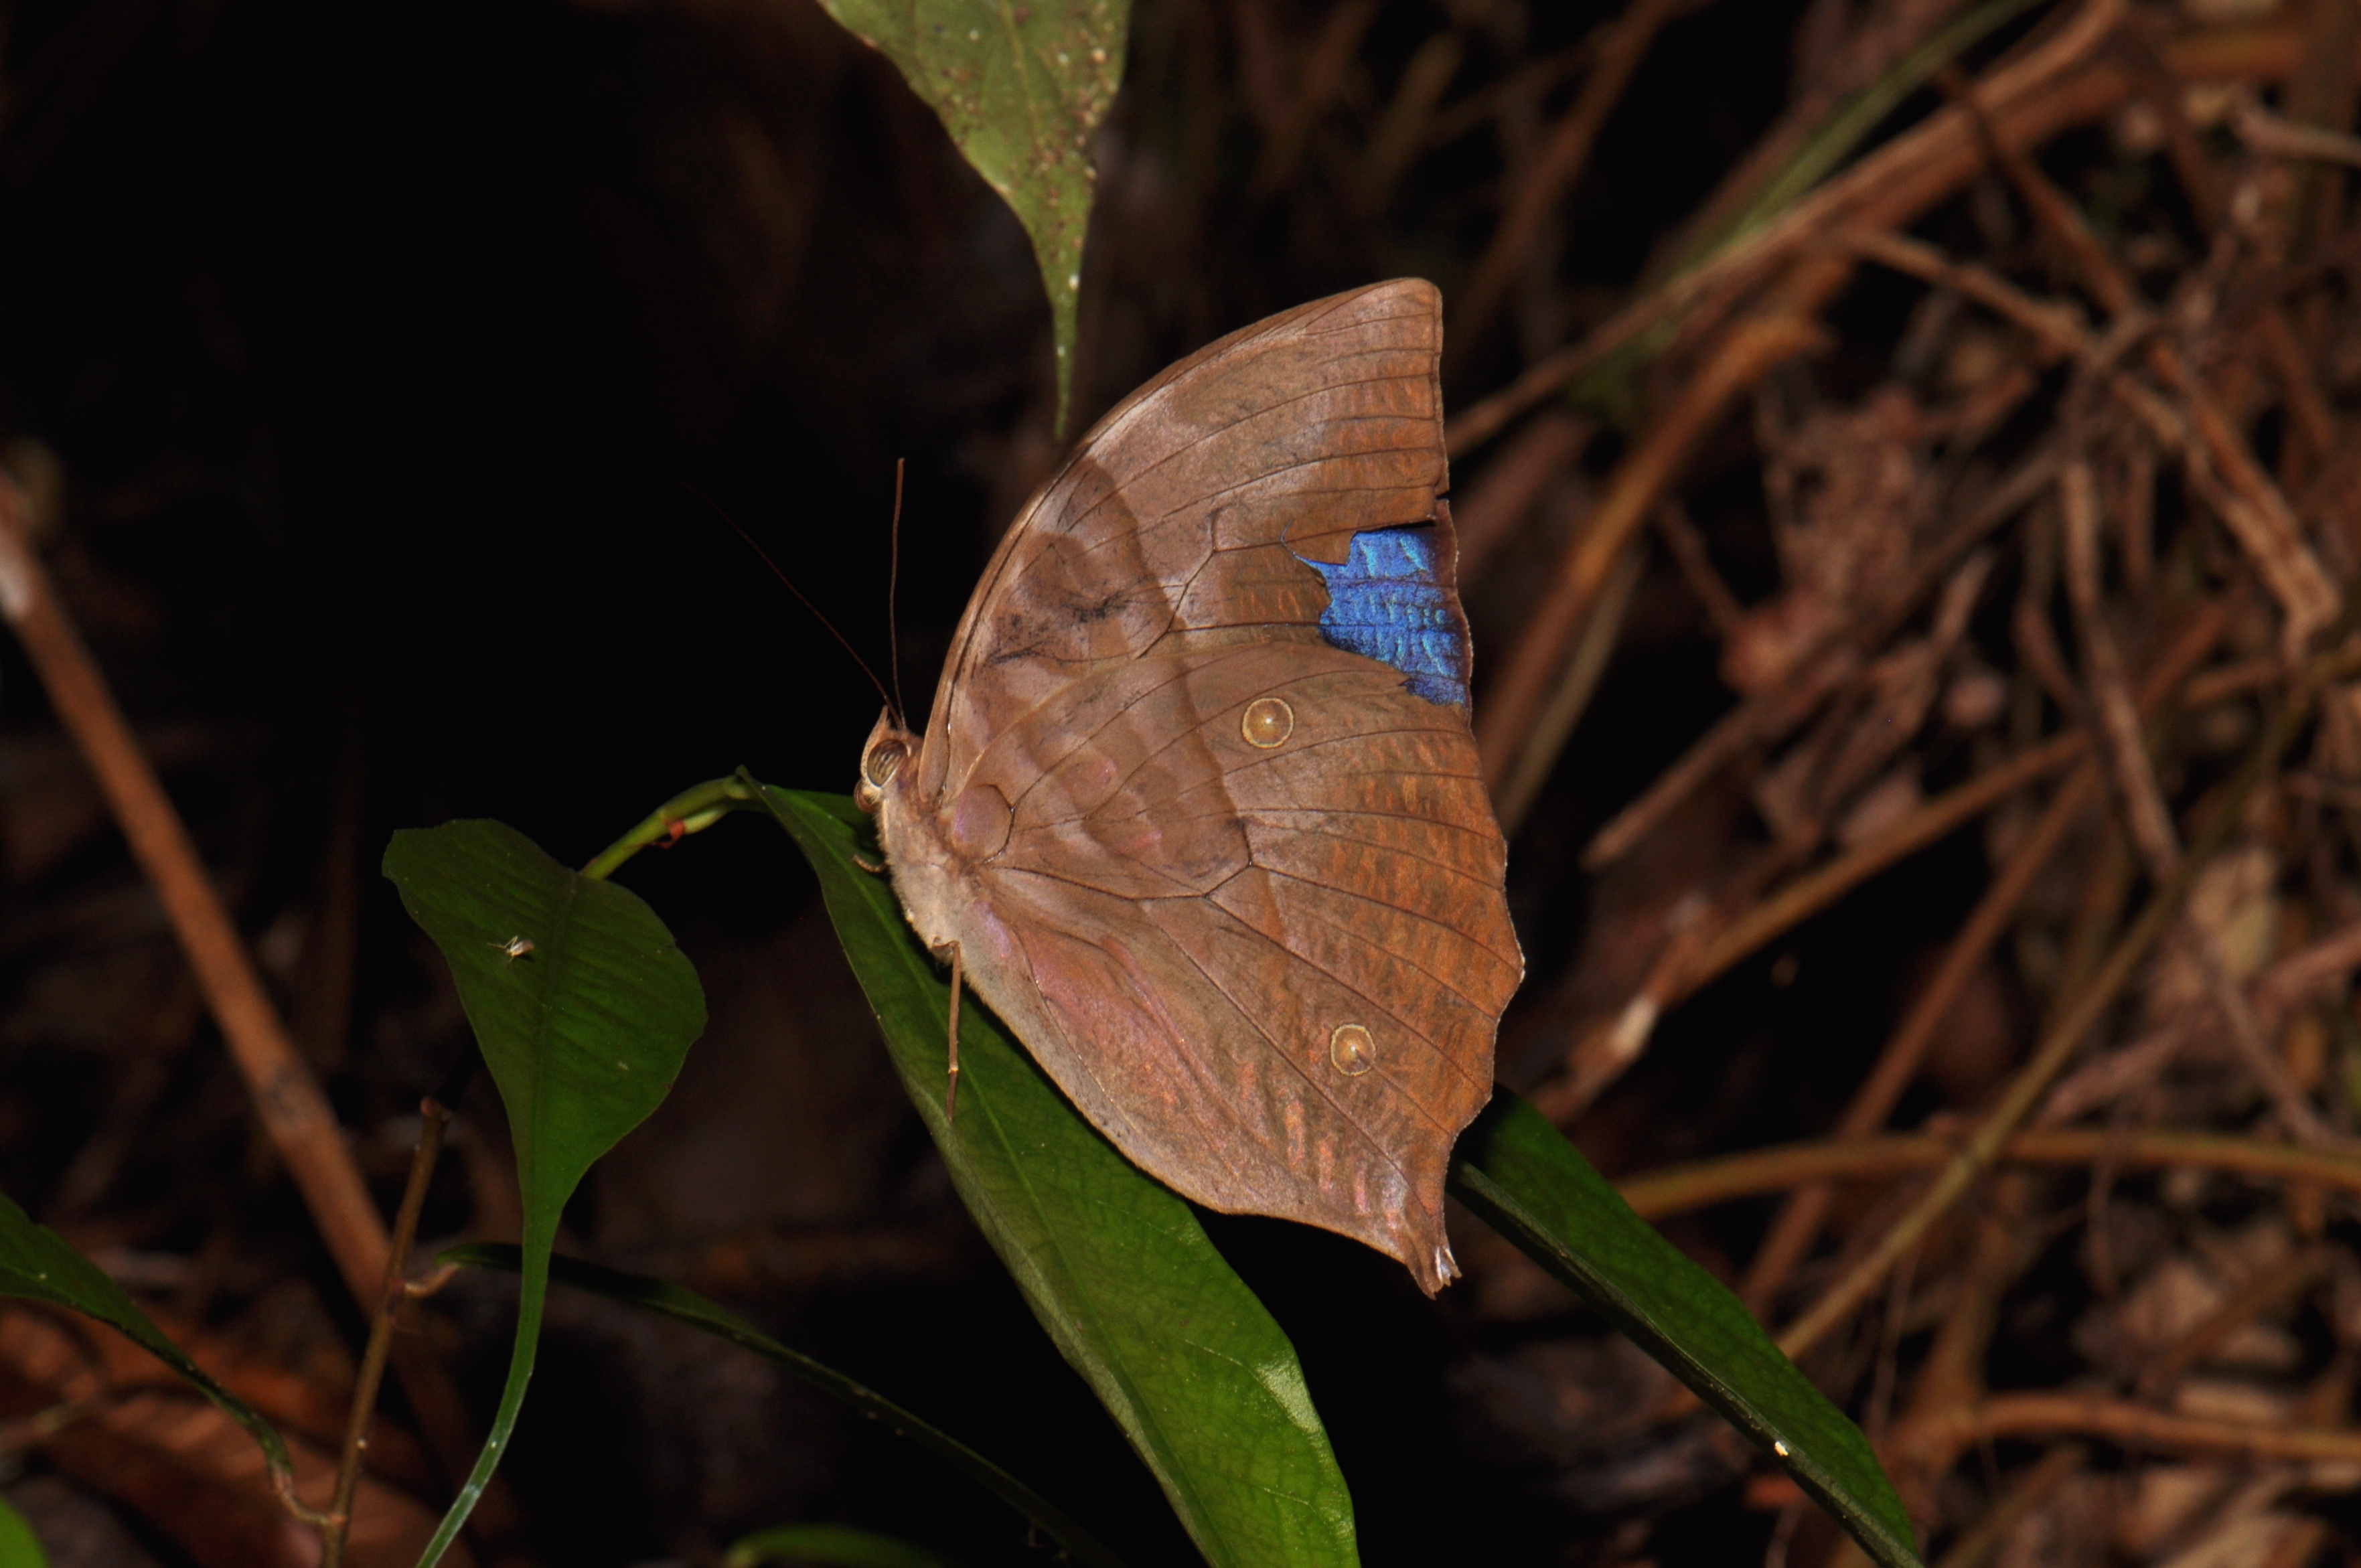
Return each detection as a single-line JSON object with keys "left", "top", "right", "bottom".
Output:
{"left": 887, "top": 458, "right": 908, "bottom": 726}
{"left": 682, "top": 483, "right": 897, "bottom": 718}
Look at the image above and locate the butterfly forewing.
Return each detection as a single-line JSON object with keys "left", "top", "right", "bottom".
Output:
{"left": 884, "top": 279, "right": 1521, "bottom": 1293}
{"left": 920, "top": 283, "right": 1452, "bottom": 798}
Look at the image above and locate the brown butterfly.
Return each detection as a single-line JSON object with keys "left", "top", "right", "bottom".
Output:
{"left": 855, "top": 279, "right": 1521, "bottom": 1294}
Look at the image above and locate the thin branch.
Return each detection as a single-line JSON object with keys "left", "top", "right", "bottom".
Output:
{"left": 1904, "top": 1391, "right": 2361, "bottom": 1474}
{"left": 2135, "top": 1245, "right": 2330, "bottom": 1398}
{"left": 2064, "top": 456, "right": 2344, "bottom": 1146}
{"left": 1697, "top": 601, "right": 2222, "bottom": 1000}
{"left": 1835, "top": 226, "right": 2092, "bottom": 359}
{"left": 1478, "top": 311, "right": 1828, "bottom": 792}
{"left": 1619, "top": 1127, "right": 2361, "bottom": 1221}
{"left": 1956, "top": 67, "right": 2340, "bottom": 653}
{"left": 2182, "top": 654, "right": 2287, "bottom": 708}
{"left": 1928, "top": 1445, "right": 2086, "bottom": 1568}
{"left": 321, "top": 1095, "right": 455, "bottom": 1568}
{"left": 2186, "top": 934, "right": 2344, "bottom": 1147}
{"left": 1497, "top": 542, "right": 1647, "bottom": 832}
{"left": 1450, "top": 0, "right": 1696, "bottom": 358}
{"left": 1741, "top": 761, "right": 2104, "bottom": 1306}
{"left": 0, "top": 479, "right": 388, "bottom": 1308}
{"left": 1444, "top": 0, "right": 2130, "bottom": 459}
{"left": 2231, "top": 91, "right": 2361, "bottom": 169}
{"left": 1776, "top": 638, "right": 2339, "bottom": 1360}
{"left": 1651, "top": 499, "right": 1746, "bottom": 638}
{"left": 0, "top": 473, "right": 496, "bottom": 1528}
{"left": 1583, "top": 445, "right": 2065, "bottom": 872}
{"left": 1537, "top": 603, "right": 2228, "bottom": 1127}
{"left": 2060, "top": 457, "right": 2180, "bottom": 876}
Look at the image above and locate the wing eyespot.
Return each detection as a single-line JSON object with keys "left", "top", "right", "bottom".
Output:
{"left": 1328, "top": 1022, "right": 1375, "bottom": 1077}
{"left": 1241, "top": 696, "right": 1296, "bottom": 749}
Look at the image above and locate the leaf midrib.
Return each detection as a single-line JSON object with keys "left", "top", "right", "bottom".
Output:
{"left": 517, "top": 867, "right": 585, "bottom": 1214}
{"left": 834, "top": 795, "right": 1241, "bottom": 1560}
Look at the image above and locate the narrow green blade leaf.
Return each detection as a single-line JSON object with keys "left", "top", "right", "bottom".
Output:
{"left": 0, "top": 1494, "right": 46, "bottom": 1568}
{"left": 1450, "top": 1095, "right": 1922, "bottom": 1568}
{"left": 724, "top": 1522, "right": 950, "bottom": 1568}
{"left": 757, "top": 785, "right": 1358, "bottom": 1568}
{"left": 441, "top": 1241, "right": 1126, "bottom": 1568}
{"left": 1688, "top": 0, "right": 2046, "bottom": 266}
{"left": 812, "top": 0, "right": 1128, "bottom": 433}
{"left": 385, "top": 820, "right": 707, "bottom": 1568}
{"left": 0, "top": 1187, "right": 298, "bottom": 1501}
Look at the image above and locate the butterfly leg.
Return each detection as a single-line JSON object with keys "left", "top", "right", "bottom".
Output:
{"left": 944, "top": 942, "right": 964, "bottom": 1121}
{"left": 852, "top": 850, "right": 887, "bottom": 874}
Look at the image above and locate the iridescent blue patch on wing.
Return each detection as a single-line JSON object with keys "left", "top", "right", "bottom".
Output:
{"left": 1298, "top": 525, "right": 1470, "bottom": 706}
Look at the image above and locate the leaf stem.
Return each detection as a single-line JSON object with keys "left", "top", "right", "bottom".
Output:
{"left": 321, "top": 1093, "right": 455, "bottom": 1567}
{"left": 581, "top": 775, "right": 761, "bottom": 880}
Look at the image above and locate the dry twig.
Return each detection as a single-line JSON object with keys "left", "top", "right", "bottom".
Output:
{"left": 1777, "top": 637, "right": 2344, "bottom": 1360}
{"left": 0, "top": 473, "right": 492, "bottom": 1529}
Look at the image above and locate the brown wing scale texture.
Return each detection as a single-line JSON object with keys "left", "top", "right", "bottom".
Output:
{"left": 883, "top": 279, "right": 1521, "bottom": 1293}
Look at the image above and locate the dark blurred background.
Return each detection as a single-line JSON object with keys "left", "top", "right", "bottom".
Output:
{"left": 0, "top": 1, "right": 2013, "bottom": 1563}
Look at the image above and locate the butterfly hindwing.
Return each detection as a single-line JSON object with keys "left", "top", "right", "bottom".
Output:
{"left": 889, "top": 279, "right": 1521, "bottom": 1293}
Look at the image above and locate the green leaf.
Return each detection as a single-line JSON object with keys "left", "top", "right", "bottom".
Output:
{"left": 384, "top": 820, "right": 707, "bottom": 1567}
{"left": 1450, "top": 1095, "right": 1922, "bottom": 1568}
{"left": 812, "top": 0, "right": 1129, "bottom": 435}
{"left": 724, "top": 1522, "right": 952, "bottom": 1568}
{"left": 0, "top": 1495, "right": 44, "bottom": 1568}
{"left": 755, "top": 785, "right": 1357, "bottom": 1568}
{"left": 0, "top": 1187, "right": 299, "bottom": 1508}
{"left": 441, "top": 1242, "right": 1125, "bottom": 1568}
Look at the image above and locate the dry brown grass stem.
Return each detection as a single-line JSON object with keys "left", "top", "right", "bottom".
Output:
{"left": 321, "top": 1095, "right": 455, "bottom": 1568}
{"left": 1620, "top": 1127, "right": 2361, "bottom": 1221}
{"left": 2135, "top": 1245, "right": 2331, "bottom": 1398}
{"left": 1902, "top": 1391, "right": 2361, "bottom": 1474}
{"left": 1446, "top": 9, "right": 2330, "bottom": 469}
{"left": 1776, "top": 641, "right": 2336, "bottom": 1360}
{"left": 1833, "top": 227, "right": 2092, "bottom": 357}
{"left": 1476, "top": 310, "right": 1829, "bottom": 789}
{"left": 1691, "top": 606, "right": 2219, "bottom": 1007}
{"left": 1449, "top": 0, "right": 1697, "bottom": 361}
{"left": 0, "top": 472, "right": 497, "bottom": 1533}
{"left": 1582, "top": 447, "right": 2067, "bottom": 872}
{"left": 1740, "top": 764, "right": 2104, "bottom": 1307}
{"left": 1927, "top": 1445, "right": 2086, "bottom": 1568}
{"left": 1444, "top": 0, "right": 2131, "bottom": 461}
{"left": 1962, "top": 74, "right": 2340, "bottom": 651}
{"left": 0, "top": 477, "right": 390, "bottom": 1306}
{"left": 2183, "top": 653, "right": 2289, "bottom": 707}
{"left": 2061, "top": 459, "right": 2181, "bottom": 877}
{"left": 2231, "top": 93, "right": 2361, "bottom": 169}
{"left": 1536, "top": 604, "right": 2227, "bottom": 1127}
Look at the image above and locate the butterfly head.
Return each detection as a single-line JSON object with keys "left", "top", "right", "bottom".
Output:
{"left": 855, "top": 709, "right": 919, "bottom": 816}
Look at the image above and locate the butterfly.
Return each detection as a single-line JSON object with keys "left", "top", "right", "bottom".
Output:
{"left": 855, "top": 279, "right": 1521, "bottom": 1294}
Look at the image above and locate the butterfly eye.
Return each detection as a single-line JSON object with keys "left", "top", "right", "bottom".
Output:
{"left": 864, "top": 740, "right": 907, "bottom": 788}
